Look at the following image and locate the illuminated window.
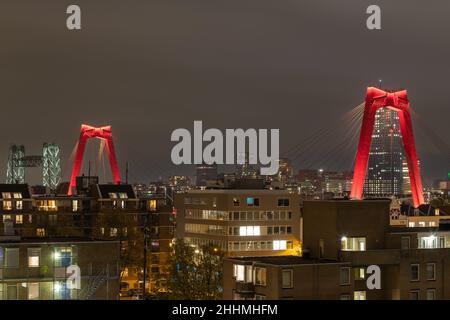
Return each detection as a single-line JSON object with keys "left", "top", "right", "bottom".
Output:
{"left": 28, "top": 248, "right": 40, "bottom": 267}
{"left": 148, "top": 199, "right": 157, "bottom": 212}
{"left": 3, "top": 201, "right": 12, "bottom": 210}
{"left": 273, "top": 240, "right": 287, "bottom": 250}
{"left": 2, "top": 215, "right": 12, "bottom": 222}
{"left": 354, "top": 291, "right": 366, "bottom": 300}
{"left": 233, "top": 264, "right": 245, "bottom": 282}
{"left": 13, "top": 193, "right": 22, "bottom": 199}
{"left": 255, "top": 267, "right": 266, "bottom": 286}
{"left": 233, "top": 198, "right": 240, "bottom": 207}
{"left": 354, "top": 268, "right": 365, "bottom": 280}
{"left": 110, "top": 228, "right": 118, "bottom": 237}
{"left": 341, "top": 237, "right": 366, "bottom": 251}
{"left": 36, "top": 228, "right": 45, "bottom": 237}
{"left": 246, "top": 197, "right": 259, "bottom": 207}
{"left": 72, "top": 200, "right": 79, "bottom": 212}
{"left": 408, "top": 222, "right": 415, "bottom": 227}
{"left": 419, "top": 222, "right": 426, "bottom": 227}
{"left": 15, "top": 215, "right": 23, "bottom": 224}
{"left": 419, "top": 235, "right": 438, "bottom": 249}
{"left": 15, "top": 200, "right": 23, "bottom": 210}
{"left": 54, "top": 247, "right": 73, "bottom": 267}
{"left": 28, "top": 283, "right": 39, "bottom": 300}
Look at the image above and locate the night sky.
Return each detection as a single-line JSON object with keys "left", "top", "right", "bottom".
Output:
{"left": 1, "top": 0, "right": 449, "bottom": 185}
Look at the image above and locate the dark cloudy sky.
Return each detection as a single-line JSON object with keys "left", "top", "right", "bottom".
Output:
{"left": 0, "top": 0, "right": 449, "bottom": 186}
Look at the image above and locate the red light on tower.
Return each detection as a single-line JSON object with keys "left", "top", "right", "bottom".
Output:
{"left": 68, "top": 124, "right": 121, "bottom": 195}
{"left": 350, "top": 87, "right": 424, "bottom": 208}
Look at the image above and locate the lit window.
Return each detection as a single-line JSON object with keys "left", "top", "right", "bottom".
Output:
{"left": 233, "top": 198, "right": 240, "bottom": 207}
{"left": 255, "top": 267, "right": 266, "bottom": 286}
{"left": 354, "top": 268, "right": 365, "bottom": 280}
{"left": 28, "top": 248, "right": 40, "bottom": 267}
{"left": 3, "top": 201, "right": 12, "bottom": 210}
{"left": 28, "top": 283, "right": 40, "bottom": 300}
{"left": 72, "top": 200, "right": 79, "bottom": 212}
{"left": 419, "top": 222, "right": 426, "bottom": 227}
{"left": 15, "top": 215, "right": 23, "bottom": 224}
{"left": 36, "top": 228, "right": 45, "bottom": 237}
{"left": 273, "top": 240, "right": 287, "bottom": 250}
{"left": 246, "top": 197, "right": 259, "bottom": 206}
{"left": 354, "top": 291, "right": 366, "bottom": 300}
{"left": 148, "top": 199, "right": 157, "bottom": 212}
{"left": 341, "top": 237, "right": 366, "bottom": 251}
{"left": 110, "top": 228, "right": 118, "bottom": 237}
{"left": 233, "top": 264, "right": 245, "bottom": 282}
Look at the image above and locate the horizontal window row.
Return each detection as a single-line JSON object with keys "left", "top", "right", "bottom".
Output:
{"left": 184, "top": 224, "right": 293, "bottom": 236}
{"left": 228, "top": 240, "right": 293, "bottom": 251}
{"left": 185, "top": 209, "right": 293, "bottom": 221}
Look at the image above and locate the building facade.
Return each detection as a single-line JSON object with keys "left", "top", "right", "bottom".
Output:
{"left": 175, "top": 189, "right": 301, "bottom": 257}
{"left": 364, "top": 107, "right": 405, "bottom": 197}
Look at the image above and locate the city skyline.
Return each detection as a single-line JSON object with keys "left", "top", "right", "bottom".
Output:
{"left": 1, "top": 0, "right": 449, "bottom": 184}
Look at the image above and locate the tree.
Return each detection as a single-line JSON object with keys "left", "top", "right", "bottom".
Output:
{"left": 99, "top": 211, "right": 144, "bottom": 285}
{"left": 163, "top": 239, "right": 223, "bottom": 300}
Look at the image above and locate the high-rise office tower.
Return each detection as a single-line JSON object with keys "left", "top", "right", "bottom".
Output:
{"left": 364, "top": 107, "right": 404, "bottom": 196}
{"left": 6, "top": 144, "right": 26, "bottom": 184}
{"left": 42, "top": 143, "right": 62, "bottom": 190}
{"left": 195, "top": 163, "right": 218, "bottom": 186}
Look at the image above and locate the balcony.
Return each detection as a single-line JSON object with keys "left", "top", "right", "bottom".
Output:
{"left": 235, "top": 281, "right": 255, "bottom": 294}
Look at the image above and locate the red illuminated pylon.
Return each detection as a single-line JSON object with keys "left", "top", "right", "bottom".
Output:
{"left": 350, "top": 87, "right": 424, "bottom": 208}
{"left": 68, "top": 124, "right": 121, "bottom": 195}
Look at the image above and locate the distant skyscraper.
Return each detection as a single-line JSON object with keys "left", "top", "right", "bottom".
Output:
{"left": 42, "top": 143, "right": 61, "bottom": 190}
{"left": 364, "top": 107, "right": 404, "bottom": 196}
{"left": 196, "top": 163, "right": 218, "bottom": 186}
{"left": 276, "top": 158, "right": 294, "bottom": 183}
{"left": 6, "top": 144, "right": 25, "bottom": 184}
{"left": 236, "top": 152, "right": 259, "bottom": 179}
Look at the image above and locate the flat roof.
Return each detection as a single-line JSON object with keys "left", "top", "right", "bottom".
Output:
{"left": 226, "top": 255, "right": 341, "bottom": 266}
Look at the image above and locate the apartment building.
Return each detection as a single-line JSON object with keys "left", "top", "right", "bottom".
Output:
{"left": 175, "top": 189, "right": 301, "bottom": 257}
{"left": 223, "top": 256, "right": 352, "bottom": 300}
{"left": 0, "top": 235, "right": 120, "bottom": 300}
{"left": 0, "top": 180, "right": 175, "bottom": 294}
{"left": 223, "top": 199, "right": 450, "bottom": 300}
